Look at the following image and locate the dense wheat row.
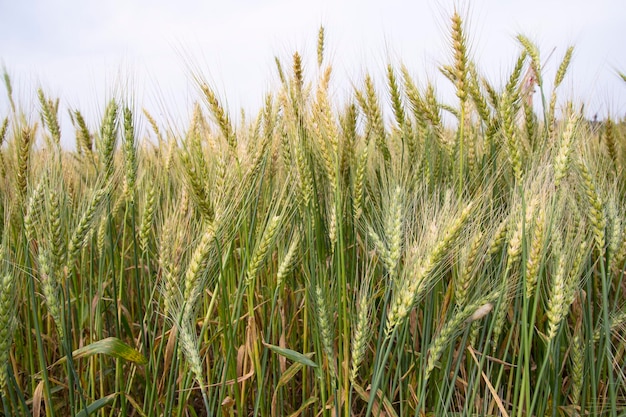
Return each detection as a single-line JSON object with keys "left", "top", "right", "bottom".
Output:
{"left": 0, "top": 14, "right": 625, "bottom": 416}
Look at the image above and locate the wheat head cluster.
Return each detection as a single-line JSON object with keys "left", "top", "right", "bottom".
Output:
{"left": 0, "top": 11, "right": 625, "bottom": 417}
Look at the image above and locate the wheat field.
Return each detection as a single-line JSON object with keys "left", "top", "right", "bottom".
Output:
{"left": 0, "top": 13, "right": 625, "bottom": 417}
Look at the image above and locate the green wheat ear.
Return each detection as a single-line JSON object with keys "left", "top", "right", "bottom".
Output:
{"left": 0, "top": 273, "right": 16, "bottom": 392}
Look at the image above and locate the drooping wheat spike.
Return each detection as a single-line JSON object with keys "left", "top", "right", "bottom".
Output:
{"left": 424, "top": 83, "right": 447, "bottom": 150}
{"left": 159, "top": 214, "right": 184, "bottom": 317}
{"left": 517, "top": 35, "right": 542, "bottom": 88}
{"left": 492, "top": 205, "right": 529, "bottom": 348}
{"left": 164, "top": 138, "right": 176, "bottom": 174}
{"left": 546, "top": 234, "right": 568, "bottom": 342}
{"left": 424, "top": 292, "right": 498, "bottom": 384}
{"left": 450, "top": 11, "right": 468, "bottom": 104}
{"left": 276, "top": 235, "right": 300, "bottom": 289}
{"left": 525, "top": 209, "right": 546, "bottom": 298}
{"left": 2, "top": 67, "right": 15, "bottom": 112}
{"left": 73, "top": 110, "right": 93, "bottom": 156}
{"left": 317, "top": 26, "right": 325, "bottom": 68}
{"left": 386, "top": 202, "right": 474, "bottom": 337}
{"left": 593, "top": 309, "right": 626, "bottom": 342}
{"left": 313, "top": 67, "right": 338, "bottom": 194}
{"left": 68, "top": 188, "right": 108, "bottom": 266}
{"left": 441, "top": 103, "right": 460, "bottom": 119}
{"left": 213, "top": 155, "right": 228, "bottom": 218}
{"left": 606, "top": 200, "right": 621, "bottom": 258}
{"left": 387, "top": 65, "right": 406, "bottom": 130}
{"left": 353, "top": 147, "right": 368, "bottom": 220}
{"left": 440, "top": 65, "right": 456, "bottom": 85}
{"left": 354, "top": 87, "right": 368, "bottom": 119}
{"left": 555, "top": 46, "right": 574, "bottom": 89}
{"left": 177, "top": 318, "right": 206, "bottom": 401}
{"left": 507, "top": 197, "right": 537, "bottom": 273}
{"left": 200, "top": 84, "right": 235, "bottom": 152}
{"left": 328, "top": 204, "right": 337, "bottom": 252}
{"left": 314, "top": 284, "right": 336, "bottom": 377}
{"left": 546, "top": 48, "right": 574, "bottom": 135}
{"left": 246, "top": 215, "right": 281, "bottom": 287}
{"left": 142, "top": 108, "right": 164, "bottom": 144}
{"left": 100, "top": 99, "right": 119, "bottom": 182}
{"left": 578, "top": 161, "right": 606, "bottom": 251}
{"left": 262, "top": 92, "right": 275, "bottom": 143}
{"left": 487, "top": 217, "right": 509, "bottom": 257}
{"left": 429, "top": 202, "right": 475, "bottom": 271}
{"left": 385, "top": 186, "right": 403, "bottom": 277}
{"left": 24, "top": 179, "right": 45, "bottom": 243}
{"left": 604, "top": 118, "right": 618, "bottom": 168}
{"left": 48, "top": 189, "right": 66, "bottom": 268}
{"left": 275, "top": 56, "right": 287, "bottom": 87}
{"left": 38, "top": 247, "right": 64, "bottom": 340}
{"left": 180, "top": 150, "right": 214, "bottom": 221}
{"left": 123, "top": 107, "right": 137, "bottom": 199}
{"left": 468, "top": 65, "right": 491, "bottom": 125}
{"left": 0, "top": 117, "right": 8, "bottom": 177}
{"left": 523, "top": 101, "right": 537, "bottom": 148}
{"left": 553, "top": 112, "right": 579, "bottom": 188}
{"left": 457, "top": 229, "right": 484, "bottom": 308}
{"left": 612, "top": 225, "right": 626, "bottom": 273}
{"left": 350, "top": 278, "right": 373, "bottom": 383}
{"left": 38, "top": 89, "right": 61, "bottom": 145}
{"left": 183, "top": 222, "right": 215, "bottom": 320}
{"left": 501, "top": 90, "right": 523, "bottom": 182}
{"left": 402, "top": 65, "right": 426, "bottom": 116}
{"left": 483, "top": 77, "right": 500, "bottom": 110}
{"left": 96, "top": 211, "right": 108, "bottom": 257}
{"left": 362, "top": 74, "right": 391, "bottom": 164}
{"left": 109, "top": 189, "right": 127, "bottom": 222}
{"left": 569, "top": 332, "right": 584, "bottom": 405}
{"left": 339, "top": 102, "right": 357, "bottom": 181}
{"left": 564, "top": 241, "right": 588, "bottom": 317}
{"left": 295, "top": 141, "right": 313, "bottom": 209}
{"left": 368, "top": 226, "right": 390, "bottom": 270}
{"left": 16, "top": 126, "right": 32, "bottom": 201}
{"left": 278, "top": 90, "right": 294, "bottom": 164}
{"left": 292, "top": 52, "right": 304, "bottom": 97}
{"left": 0, "top": 273, "right": 16, "bottom": 392}
{"left": 506, "top": 51, "right": 527, "bottom": 95}
{"left": 139, "top": 181, "right": 157, "bottom": 253}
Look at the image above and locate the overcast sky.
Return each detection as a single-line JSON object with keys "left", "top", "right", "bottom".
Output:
{"left": 1, "top": 0, "right": 624, "bottom": 147}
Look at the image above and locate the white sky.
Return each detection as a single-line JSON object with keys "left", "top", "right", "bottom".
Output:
{"left": 1, "top": 0, "right": 625, "bottom": 148}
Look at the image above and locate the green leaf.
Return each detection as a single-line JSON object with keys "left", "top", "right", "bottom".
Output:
{"left": 75, "top": 393, "right": 117, "bottom": 417}
{"left": 74, "top": 337, "right": 147, "bottom": 364}
{"left": 54, "top": 337, "right": 148, "bottom": 367}
{"left": 263, "top": 342, "right": 317, "bottom": 368}
{"left": 275, "top": 352, "right": 315, "bottom": 391}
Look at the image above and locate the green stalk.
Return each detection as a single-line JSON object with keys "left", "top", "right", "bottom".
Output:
{"left": 598, "top": 253, "right": 617, "bottom": 416}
